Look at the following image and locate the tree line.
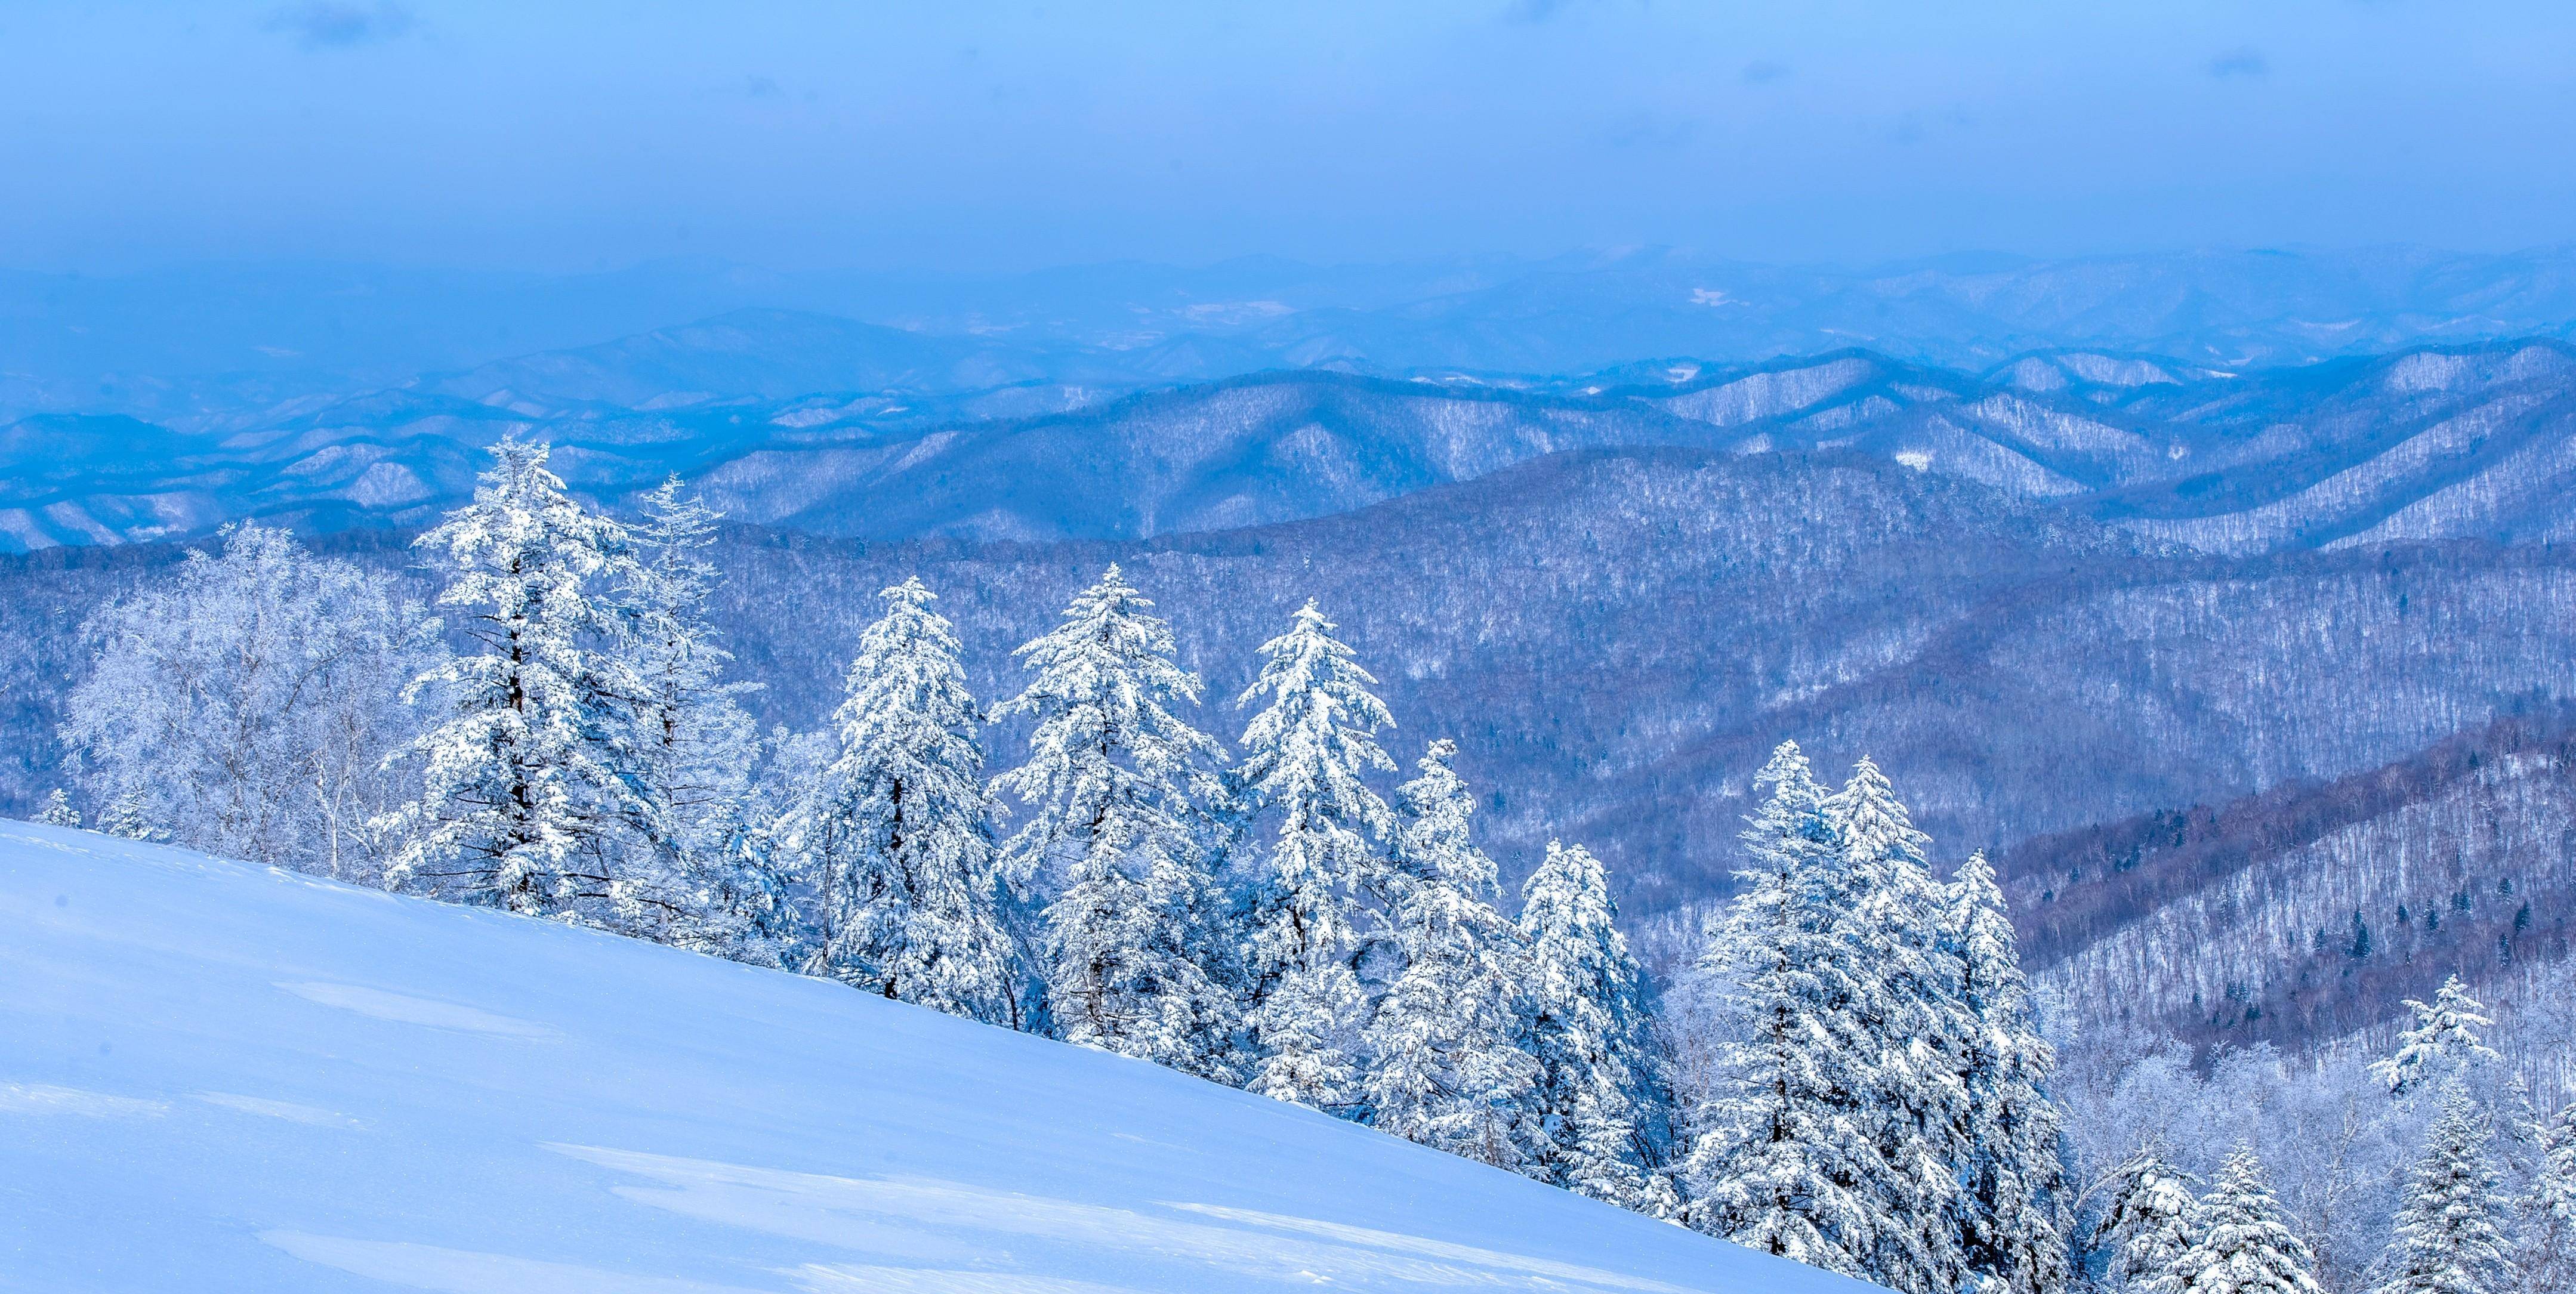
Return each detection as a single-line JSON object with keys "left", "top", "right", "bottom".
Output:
{"left": 38, "top": 438, "right": 2576, "bottom": 1294}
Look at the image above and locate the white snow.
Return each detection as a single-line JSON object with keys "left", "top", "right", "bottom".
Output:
{"left": 0, "top": 822, "right": 1878, "bottom": 1293}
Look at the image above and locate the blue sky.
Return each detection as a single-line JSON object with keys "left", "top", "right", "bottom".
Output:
{"left": 4, "top": 1, "right": 2569, "bottom": 271}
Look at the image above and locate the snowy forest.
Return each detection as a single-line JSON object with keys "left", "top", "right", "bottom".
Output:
{"left": 38, "top": 438, "right": 2576, "bottom": 1294}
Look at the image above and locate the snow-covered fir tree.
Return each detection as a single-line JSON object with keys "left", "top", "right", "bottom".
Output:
{"left": 95, "top": 791, "right": 167, "bottom": 842}
{"left": 992, "top": 566, "right": 1236, "bottom": 1076}
{"left": 1519, "top": 838, "right": 1672, "bottom": 1215}
{"left": 2155, "top": 1148, "right": 2323, "bottom": 1294}
{"left": 1945, "top": 850, "right": 2072, "bottom": 1294}
{"left": 1824, "top": 756, "right": 1972, "bottom": 1294}
{"left": 1232, "top": 599, "right": 1397, "bottom": 1111}
{"left": 2374, "top": 1088, "right": 2512, "bottom": 1294}
{"left": 2516, "top": 1099, "right": 2576, "bottom": 1294}
{"left": 2371, "top": 977, "right": 2503, "bottom": 1099}
{"left": 785, "top": 577, "right": 1021, "bottom": 1025}
{"left": 613, "top": 475, "right": 772, "bottom": 950}
{"left": 1361, "top": 739, "right": 1537, "bottom": 1169}
{"left": 2091, "top": 1152, "right": 2200, "bottom": 1294}
{"left": 379, "top": 438, "right": 656, "bottom": 920}
{"left": 1677, "top": 740, "right": 1878, "bottom": 1275}
{"left": 37, "top": 789, "right": 79, "bottom": 828}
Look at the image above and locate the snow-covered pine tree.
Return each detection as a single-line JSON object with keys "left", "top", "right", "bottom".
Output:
{"left": 1946, "top": 849, "right": 2073, "bottom": 1294}
{"left": 1677, "top": 740, "right": 1878, "bottom": 1275}
{"left": 614, "top": 475, "right": 770, "bottom": 950}
{"left": 1361, "top": 739, "right": 1537, "bottom": 1169}
{"left": 95, "top": 791, "right": 167, "bottom": 842}
{"left": 2371, "top": 977, "right": 2503, "bottom": 1099}
{"left": 2374, "top": 1088, "right": 2512, "bottom": 1294}
{"left": 2090, "top": 1152, "right": 2199, "bottom": 1294}
{"left": 1232, "top": 599, "right": 1397, "bottom": 1112}
{"left": 1519, "top": 838, "right": 1672, "bottom": 1214}
{"left": 1824, "top": 756, "right": 1972, "bottom": 1294}
{"left": 380, "top": 438, "right": 654, "bottom": 920}
{"left": 2155, "top": 1148, "right": 2324, "bottom": 1294}
{"left": 37, "top": 789, "right": 79, "bottom": 828}
{"left": 786, "top": 577, "right": 1021, "bottom": 1026}
{"left": 992, "top": 565, "right": 1236, "bottom": 1076}
{"left": 2516, "top": 1099, "right": 2576, "bottom": 1294}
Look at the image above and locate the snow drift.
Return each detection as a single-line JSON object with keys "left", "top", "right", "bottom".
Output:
{"left": 0, "top": 822, "right": 1876, "bottom": 1293}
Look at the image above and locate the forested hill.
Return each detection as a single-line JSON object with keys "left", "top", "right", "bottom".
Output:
{"left": 8, "top": 442, "right": 2576, "bottom": 1055}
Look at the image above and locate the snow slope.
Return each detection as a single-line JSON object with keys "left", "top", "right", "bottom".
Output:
{"left": 0, "top": 823, "right": 1875, "bottom": 1294}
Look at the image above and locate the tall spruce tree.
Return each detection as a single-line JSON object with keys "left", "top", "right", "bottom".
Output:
{"left": 1678, "top": 740, "right": 1879, "bottom": 1275}
{"left": 2516, "top": 1099, "right": 2576, "bottom": 1294}
{"left": 992, "top": 566, "right": 1235, "bottom": 1076}
{"left": 1361, "top": 740, "right": 1537, "bottom": 1169}
{"left": 381, "top": 438, "right": 653, "bottom": 919}
{"left": 2372, "top": 977, "right": 2503, "bottom": 1099}
{"left": 2375, "top": 1088, "right": 2512, "bottom": 1294}
{"left": 786, "top": 577, "right": 1020, "bottom": 1026}
{"left": 1946, "top": 850, "right": 2073, "bottom": 1294}
{"left": 1233, "top": 600, "right": 1396, "bottom": 1111}
{"left": 1824, "top": 756, "right": 1972, "bottom": 1294}
{"left": 2092, "top": 1153, "right": 2200, "bottom": 1294}
{"left": 1519, "top": 838, "right": 1672, "bottom": 1215}
{"left": 614, "top": 476, "right": 774, "bottom": 953}
{"left": 2154, "top": 1148, "right": 2323, "bottom": 1294}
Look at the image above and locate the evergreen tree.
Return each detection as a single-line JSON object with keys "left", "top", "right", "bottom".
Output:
{"left": 2371, "top": 977, "right": 2503, "bottom": 1098}
{"left": 1232, "top": 600, "right": 1396, "bottom": 1111}
{"left": 613, "top": 476, "right": 776, "bottom": 953}
{"left": 1361, "top": 740, "right": 1537, "bottom": 1169}
{"left": 2154, "top": 1148, "right": 2323, "bottom": 1294}
{"left": 1677, "top": 740, "right": 1879, "bottom": 1275}
{"left": 786, "top": 577, "right": 1020, "bottom": 1026}
{"left": 1519, "top": 838, "right": 1670, "bottom": 1214}
{"left": 1825, "top": 756, "right": 1972, "bottom": 1294}
{"left": 95, "top": 790, "right": 167, "bottom": 842}
{"left": 2516, "top": 1100, "right": 2576, "bottom": 1294}
{"left": 37, "top": 788, "right": 79, "bottom": 829}
{"left": 380, "top": 439, "right": 654, "bottom": 919}
{"left": 992, "top": 566, "right": 1235, "bottom": 1076}
{"left": 1946, "top": 850, "right": 2073, "bottom": 1294}
{"left": 2091, "top": 1153, "right": 2199, "bottom": 1294}
{"left": 2375, "top": 1089, "right": 2511, "bottom": 1294}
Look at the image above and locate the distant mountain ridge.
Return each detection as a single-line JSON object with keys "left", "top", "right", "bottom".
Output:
{"left": 10, "top": 331, "right": 2576, "bottom": 557}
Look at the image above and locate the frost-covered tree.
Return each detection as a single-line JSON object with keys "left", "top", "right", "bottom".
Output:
{"left": 992, "top": 566, "right": 1235, "bottom": 1075}
{"left": 2371, "top": 978, "right": 2502, "bottom": 1099}
{"left": 786, "top": 577, "right": 1020, "bottom": 1025}
{"left": 1520, "top": 838, "right": 1671, "bottom": 1214}
{"left": 2157, "top": 1148, "right": 2324, "bottom": 1294}
{"left": 2516, "top": 1100, "right": 2576, "bottom": 1294}
{"left": 36, "top": 789, "right": 79, "bottom": 829}
{"left": 1825, "top": 756, "right": 1972, "bottom": 1294}
{"left": 2091, "top": 1153, "right": 2200, "bottom": 1294}
{"left": 62, "top": 522, "right": 440, "bottom": 879}
{"left": 1233, "top": 600, "right": 1396, "bottom": 1111}
{"left": 2374, "top": 1089, "right": 2511, "bottom": 1294}
{"left": 1361, "top": 740, "right": 1537, "bottom": 1169}
{"left": 616, "top": 477, "right": 766, "bottom": 928}
{"left": 379, "top": 438, "right": 655, "bottom": 919}
{"left": 95, "top": 791, "right": 167, "bottom": 842}
{"left": 1677, "top": 740, "right": 1878, "bottom": 1274}
{"left": 1946, "top": 850, "right": 2073, "bottom": 1294}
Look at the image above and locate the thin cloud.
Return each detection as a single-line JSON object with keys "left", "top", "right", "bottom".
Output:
{"left": 261, "top": 2, "right": 415, "bottom": 50}
{"left": 2209, "top": 48, "right": 2269, "bottom": 79}
{"left": 1741, "top": 60, "right": 1790, "bottom": 87}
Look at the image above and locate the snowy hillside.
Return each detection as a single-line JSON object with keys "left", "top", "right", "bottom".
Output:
{"left": 0, "top": 822, "right": 1869, "bottom": 1294}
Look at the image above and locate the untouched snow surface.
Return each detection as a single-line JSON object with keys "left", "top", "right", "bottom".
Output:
{"left": 0, "top": 823, "right": 1878, "bottom": 1293}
